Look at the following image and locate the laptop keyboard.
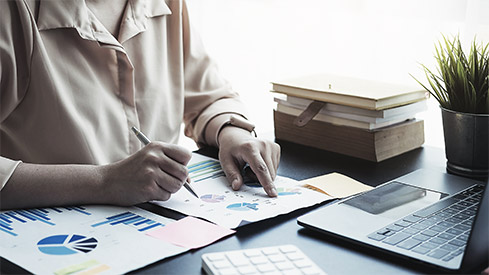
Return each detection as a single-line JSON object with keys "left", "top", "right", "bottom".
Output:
{"left": 367, "top": 184, "right": 484, "bottom": 262}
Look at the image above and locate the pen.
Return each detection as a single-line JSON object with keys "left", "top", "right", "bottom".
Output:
{"left": 131, "top": 126, "right": 199, "bottom": 199}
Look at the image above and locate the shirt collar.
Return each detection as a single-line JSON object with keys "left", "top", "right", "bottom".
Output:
{"left": 37, "top": 0, "right": 172, "bottom": 44}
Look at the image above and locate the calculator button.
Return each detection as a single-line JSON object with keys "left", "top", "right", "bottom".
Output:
{"left": 226, "top": 254, "right": 249, "bottom": 267}
{"left": 244, "top": 250, "right": 262, "bottom": 257}
{"left": 293, "top": 259, "right": 312, "bottom": 268}
{"left": 256, "top": 263, "right": 277, "bottom": 273}
{"left": 237, "top": 266, "right": 257, "bottom": 274}
{"left": 276, "top": 261, "right": 295, "bottom": 270}
{"left": 218, "top": 268, "right": 239, "bottom": 275}
{"left": 207, "top": 254, "right": 226, "bottom": 261}
{"left": 213, "top": 260, "right": 231, "bottom": 269}
{"left": 249, "top": 257, "right": 268, "bottom": 265}
{"left": 262, "top": 247, "right": 280, "bottom": 255}
{"left": 268, "top": 254, "right": 287, "bottom": 263}
{"left": 279, "top": 245, "right": 297, "bottom": 253}
{"left": 301, "top": 267, "right": 323, "bottom": 275}
{"left": 286, "top": 252, "right": 305, "bottom": 261}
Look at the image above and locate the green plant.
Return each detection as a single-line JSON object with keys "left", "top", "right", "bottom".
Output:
{"left": 412, "top": 35, "right": 489, "bottom": 114}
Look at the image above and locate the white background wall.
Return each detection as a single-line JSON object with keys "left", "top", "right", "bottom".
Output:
{"left": 182, "top": 0, "right": 489, "bottom": 150}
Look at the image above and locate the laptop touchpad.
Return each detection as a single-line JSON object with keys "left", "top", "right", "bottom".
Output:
{"left": 342, "top": 181, "right": 447, "bottom": 220}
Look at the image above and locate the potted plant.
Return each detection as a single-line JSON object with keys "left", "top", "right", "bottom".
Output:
{"left": 413, "top": 35, "right": 489, "bottom": 180}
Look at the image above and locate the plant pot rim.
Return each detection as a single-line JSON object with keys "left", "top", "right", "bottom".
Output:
{"left": 440, "top": 106, "right": 489, "bottom": 117}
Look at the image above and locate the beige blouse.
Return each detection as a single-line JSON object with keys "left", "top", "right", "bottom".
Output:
{"left": 0, "top": 0, "right": 249, "bottom": 190}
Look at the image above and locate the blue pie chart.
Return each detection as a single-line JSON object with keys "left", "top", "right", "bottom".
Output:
{"left": 37, "top": 234, "right": 98, "bottom": 255}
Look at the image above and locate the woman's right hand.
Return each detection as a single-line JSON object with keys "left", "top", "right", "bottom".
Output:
{"left": 101, "top": 142, "right": 192, "bottom": 206}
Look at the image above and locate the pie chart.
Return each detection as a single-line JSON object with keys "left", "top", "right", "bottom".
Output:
{"left": 37, "top": 234, "right": 98, "bottom": 255}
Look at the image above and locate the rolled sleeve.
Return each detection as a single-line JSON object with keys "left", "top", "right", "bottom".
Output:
{"left": 181, "top": 1, "right": 249, "bottom": 146}
{"left": 0, "top": 157, "right": 21, "bottom": 191}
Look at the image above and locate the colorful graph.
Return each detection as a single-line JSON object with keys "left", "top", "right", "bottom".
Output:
{"left": 37, "top": 234, "right": 98, "bottom": 255}
{"left": 188, "top": 160, "right": 225, "bottom": 182}
{"left": 0, "top": 207, "right": 91, "bottom": 237}
{"left": 226, "top": 203, "right": 259, "bottom": 211}
{"left": 200, "top": 194, "right": 226, "bottom": 203}
{"left": 90, "top": 211, "right": 164, "bottom": 232}
{"left": 277, "top": 187, "right": 302, "bottom": 196}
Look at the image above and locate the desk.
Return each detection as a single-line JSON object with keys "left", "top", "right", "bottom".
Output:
{"left": 1, "top": 142, "right": 451, "bottom": 274}
{"left": 139, "top": 142, "right": 449, "bottom": 274}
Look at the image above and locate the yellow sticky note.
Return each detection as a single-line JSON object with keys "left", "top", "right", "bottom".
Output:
{"left": 302, "top": 172, "right": 373, "bottom": 198}
{"left": 54, "top": 260, "right": 100, "bottom": 275}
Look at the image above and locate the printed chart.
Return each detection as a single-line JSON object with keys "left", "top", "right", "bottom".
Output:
{"left": 153, "top": 153, "right": 332, "bottom": 228}
{"left": 0, "top": 206, "right": 90, "bottom": 237}
{"left": 188, "top": 159, "right": 224, "bottom": 182}
{"left": 0, "top": 205, "right": 187, "bottom": 275}
{"left": 37, "top": 234, "right": 98, "bottom": 255}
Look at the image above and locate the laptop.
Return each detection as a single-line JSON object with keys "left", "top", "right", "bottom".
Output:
{"left": 297, "top": 169, "right": 488, "bottom": 272}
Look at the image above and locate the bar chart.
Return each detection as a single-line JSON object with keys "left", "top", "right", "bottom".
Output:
{"left": 0, "top": 206, "right": 91, "bottom": 237}
{"left": 90, "top": 211, "right": 164, "bottom": 232}
{"left": 188, "top": 159, "right": 225, "bottom": 182}
{"left": 0, "top": 206, "right": 167, "bottom": 237}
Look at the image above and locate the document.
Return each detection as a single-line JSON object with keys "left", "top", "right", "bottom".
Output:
{"left": 0, "top": 205, "right": 187, "bottom": 275}
{"left": 152, "top": 154, "right": 332, "bottom": 229}
{"left": 301, "top": 172, "right": 373, "bottom": 198}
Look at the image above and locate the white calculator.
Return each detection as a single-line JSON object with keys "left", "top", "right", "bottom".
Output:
{"left": 201, "top": 244, "right": 326, "bottom": 275}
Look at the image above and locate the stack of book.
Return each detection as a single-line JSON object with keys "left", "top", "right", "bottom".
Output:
{"left": 271, "top": 74, "right": 428, "bottom": 162}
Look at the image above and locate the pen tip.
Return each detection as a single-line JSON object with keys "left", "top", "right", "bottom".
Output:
{"left": 131, "top": 126, "right": 138, "bottom": 134}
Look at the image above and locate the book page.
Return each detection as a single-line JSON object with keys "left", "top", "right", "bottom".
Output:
{"left": 152, "top": 154, "right": 332, "bottom": 229}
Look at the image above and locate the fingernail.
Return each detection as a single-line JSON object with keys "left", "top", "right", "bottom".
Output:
{"left": 270, "top": 187, "right": 278, "bottom": 197}
{"left": 231, "top": 178, "right": 239, "bottom": 190}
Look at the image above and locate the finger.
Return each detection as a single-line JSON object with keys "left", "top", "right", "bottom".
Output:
{"left": 260, "top": 143, "right": 276, "bottom": 180}
{"left": 220, "top": 154, "right": 245, "bottom": 191}
{"left": 156, "top": 155, "right": 189, "bottom": 183}
{"left": 246, "top": 154, "right": 277, "bottom": 197}
{"left": 160, "top": 143, "right": 192, "bottom": 165}
{"left": 271, "top": 143, "right": 281, "bottom": 180}
{"left": 154, "top": 172, "right": 185, "bottom": 194}
{"left": 151, "top": 183, "right": 172, "bottom": 201}
{"left": 263, "top": 152, "right": 276, "bottom": 181}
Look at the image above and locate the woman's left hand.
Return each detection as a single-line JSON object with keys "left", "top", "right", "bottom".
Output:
{"left": 217, "top": 126, "right": 281, "bottom": 197}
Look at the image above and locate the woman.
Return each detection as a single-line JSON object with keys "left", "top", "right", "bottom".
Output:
{"left": 0, "top": 0, "right": 280, "bottom": 209}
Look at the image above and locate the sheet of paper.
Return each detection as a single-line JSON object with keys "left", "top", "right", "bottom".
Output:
{"left": 0, "top": 205, "right": 187, "bottom": 275}
{"left": 301, "top": 172, "right": 373, "bottom": 198}
{"left": 147, "top": 216, "right": 235, "bottom": 249}
{"left": 152, "top": 153, "right": 332, "bottom": 229}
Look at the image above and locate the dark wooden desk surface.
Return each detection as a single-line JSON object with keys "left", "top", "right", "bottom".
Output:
{"left": 1, "top": 142, "right": 452, "bottom": 274}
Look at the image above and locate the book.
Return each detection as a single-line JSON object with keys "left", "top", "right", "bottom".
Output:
{"left": 283, "top": 95, "right": 428, "bottom": 119}
{"left": 273, "top": 111, "right": 424, "bottom": 162}
{"left": 274, "top": 96, "right": 427, "bottom": 124}
{"left": 271, "top": 74, "right": 428, "bottom": 110}
{"left": 276, "top": 104, "right": 413, "bottom": 130}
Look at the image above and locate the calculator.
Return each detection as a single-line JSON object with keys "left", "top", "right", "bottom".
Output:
{"left": 201, "top": 244, "right": 326, "bottom": 274}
